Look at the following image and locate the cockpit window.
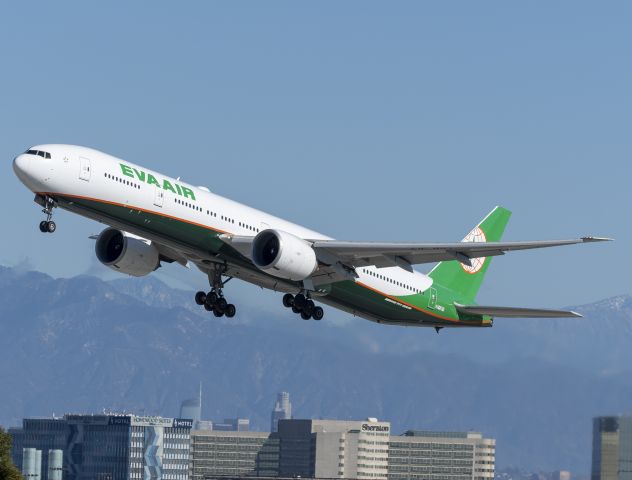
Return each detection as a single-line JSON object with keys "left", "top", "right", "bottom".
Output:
{"left": 25, "top": 149, "right": 51, "bottom": 159}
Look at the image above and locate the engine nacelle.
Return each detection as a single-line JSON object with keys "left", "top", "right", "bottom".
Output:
{"left": 95, "top": 228, "right": 160, "bottom": 277}
{"left": 252, "top": 229, "right": 318, "bottom": 281}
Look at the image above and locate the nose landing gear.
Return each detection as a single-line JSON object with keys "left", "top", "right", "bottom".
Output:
{"left": 194, "top": 264, "right": 236, "bottom": 318}
{"left": 38, "top": 196, "right": 56, "bottom": 233}
{"left": 282, "top": 293, "right": 324, "bottom": 321}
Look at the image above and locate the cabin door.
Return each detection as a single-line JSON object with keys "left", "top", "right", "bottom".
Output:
{"left": 153, "top": 186, "right": 164, "bottom": 207}
{"left": 428, "top": 288, "right": 438, "bottom": 309}
{"left": 79, "top": 157, "right": 91, "bottom": 181}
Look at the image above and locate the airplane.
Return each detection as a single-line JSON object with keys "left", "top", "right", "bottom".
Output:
{"left": 12, "top": 144, "right": 610, "bottom": 330}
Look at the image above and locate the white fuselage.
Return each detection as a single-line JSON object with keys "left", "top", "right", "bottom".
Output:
{"left": 13, "top": 144, "right": 434, "bottom": 314}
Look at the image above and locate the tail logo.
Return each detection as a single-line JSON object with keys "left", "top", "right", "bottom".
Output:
{"left": 461, "top": 226, "right": 487, "bottom": 274}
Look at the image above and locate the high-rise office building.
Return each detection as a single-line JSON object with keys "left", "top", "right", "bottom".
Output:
{"left": 10, "top": 414, "right": 192, "bottom": 480}
{"left": 270, "top": 392, "right": 292, "bottom": 433}
{"left": 180, "top": 383, "right": 203, "bottom": 429}
{"left": 592, "top": 416, "right": 632, "bottom": 480}
{"left": 389, "top": 430, "right": 495, "bottom": 480}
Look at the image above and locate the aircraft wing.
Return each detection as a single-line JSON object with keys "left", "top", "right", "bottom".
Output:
{"left": 454, "top": 303, "right": 582, "bottom": 318}
{"left": 310, "top": 236, "right": 611, "bottom": 271}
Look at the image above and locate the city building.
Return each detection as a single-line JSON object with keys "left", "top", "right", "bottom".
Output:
{"left": 10, "top": 414, "right": 192, "bottom": 480}
{"left": 189, "top": 429, "right": 279, "bottom": 480}
{"left": 592, "top": 416, "right": 632, "bottom": 480}
{"left": 213, "top": 418, "right": 250, "bottom": 432}
{"left": 276, "top": 418, "right": 390, "bottom": 480}
{"left": 10, "top": 418, "right": 67, "bottom": 479}
{"left": 552, "top": 471, "right": 571, "bottom": 480}
{"left": 180, "top": 398, "right": 202, "bottom": 425}
{"left": 270, "top": 392, "right": 292, "bottom": 433}
{"left": 180, "top": 384, "right": 204, "bottom": 429}
{"left": 388, "top": 430, "right": 496, "bottom": 480}
{"left": 10, "top": 410, "right": 495, "bottom": 480}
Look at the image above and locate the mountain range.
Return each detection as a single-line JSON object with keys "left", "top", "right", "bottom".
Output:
{"left": 1, "top": 264, "right": 631, "bottom": 473}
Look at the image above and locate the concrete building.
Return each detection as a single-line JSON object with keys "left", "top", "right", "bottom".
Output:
{"left": 270, "top": 392, "right": 292, "bottom": 433}
{"left": 388, "top": 430, "right": 495, "bottom": 480}
{"left": 592, "top": 416, "right": 632, "bottom": 480}
{"left": 10, "top": 414, "right": 192, "bottom": 480}
{"left": 190, "top": 430, "right": 279, "bottom": 480}
{"left": 277, "top": 418, "right": 390, "bottom": 480}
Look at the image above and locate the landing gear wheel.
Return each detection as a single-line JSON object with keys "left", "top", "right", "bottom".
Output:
{"left": 225, "top": 304, "right": 236, "bottom": 318}
{"left": 217, "top": 297, "right": 228, "bottom": 310}
{"left": 206, "top": 292, "right": 218, "bottom": 305}
{"left": 200, "top": 264, "right": 238, "bottom": 318}
{"left": 300, "top": 310, "right": 311, "bottom": 320}
{"left": 195, "top": 291, "right": 207, "bottom": 305}
{"left": 282, "top": 294, "right": 294, "bottom": 308}
{"left": 312, "top": 306, "right": 324, "bottom": 321}
{"left": 294, "top": 293, "right": 306, "bottom": 309}
{"left": 39, "top": 196, "right": 57, "bottom": 233}
{"left": 303, "top": 300, "right": 315, "bottom": 316}
{"left": 292, "top": 306, "right": 301, "bottom": 314}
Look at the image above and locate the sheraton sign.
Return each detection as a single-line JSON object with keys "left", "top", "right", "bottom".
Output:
{"left": 361, "top": 423, "right": 390, "bottom": 433}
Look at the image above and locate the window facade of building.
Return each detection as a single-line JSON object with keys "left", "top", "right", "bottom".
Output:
{"left": 388, "top": 431, "right": 495, "bottom": 480}
{"left": 592, "top": 416, "right": 632, "bottom": 480}
{"left": 277, "top": 419, "right": 390, "bottom": 480}
{"left": 190, "top": 430, "right": 279, "bottom": 479}
{"left": 10, "top": 414, "right": 192, "bottom": 480}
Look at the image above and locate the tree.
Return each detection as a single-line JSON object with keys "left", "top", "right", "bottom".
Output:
{"left": 0, "top": 427, "right": 22, "bottom": 480}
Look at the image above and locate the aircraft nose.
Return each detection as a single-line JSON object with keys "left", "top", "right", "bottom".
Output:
{"left": 12, "top": 153, "right": 32, "bottom": 181}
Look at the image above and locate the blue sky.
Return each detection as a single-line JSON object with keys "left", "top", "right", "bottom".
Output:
{"left": 1, "top": 2, "right": 629, "bottom": 309}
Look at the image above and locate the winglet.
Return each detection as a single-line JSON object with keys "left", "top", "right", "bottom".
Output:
{"left": 581, "top": 236, "right": 614, "bottom": 243}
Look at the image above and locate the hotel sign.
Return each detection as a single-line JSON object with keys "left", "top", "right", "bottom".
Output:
{"left": 361, "top": 423, "right": 390, "bottom": 433}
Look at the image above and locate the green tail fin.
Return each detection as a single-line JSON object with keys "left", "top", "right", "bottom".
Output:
{"left": 429, "top": 206, "right": 512, "bottom": 303}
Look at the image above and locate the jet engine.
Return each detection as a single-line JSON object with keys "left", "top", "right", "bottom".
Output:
{"left": 252, "top": 229, "right": 318, "bottom": 281}
{"left": 95, "top": 228, "right": 160, "bottom": 277}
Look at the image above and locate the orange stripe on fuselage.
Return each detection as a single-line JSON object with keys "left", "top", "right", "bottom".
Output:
{"left": 40, "top": 191, "right": 230, "bottom": 235}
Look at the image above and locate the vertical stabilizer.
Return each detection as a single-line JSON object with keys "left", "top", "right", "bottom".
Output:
{"left": 429, "top": 206, "right": 511, "bottom": 302}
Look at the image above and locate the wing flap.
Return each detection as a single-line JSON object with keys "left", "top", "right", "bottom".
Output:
{"left": 454, "top": 303, "right": 582, "bottom": 318}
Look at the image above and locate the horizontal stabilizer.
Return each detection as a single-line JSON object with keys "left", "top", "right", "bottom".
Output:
{"left": 454, "top": 303, "right": 582, "bottom": 318}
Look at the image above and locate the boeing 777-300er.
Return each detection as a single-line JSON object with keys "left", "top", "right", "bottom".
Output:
{"left": 12, "top": 145, "right": 610, "bottom": 330}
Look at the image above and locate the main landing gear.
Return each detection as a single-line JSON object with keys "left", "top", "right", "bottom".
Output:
{"left": 282, "top": 293, "right": 324, "bottom": 321}
{"left": 38, "top": 196, "right": 56, "bottom": 233}
{"left": 194, "top": 264, "right": 236, "bottom": 318}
